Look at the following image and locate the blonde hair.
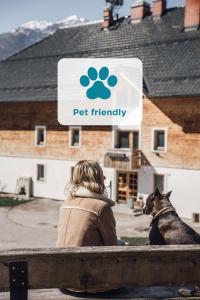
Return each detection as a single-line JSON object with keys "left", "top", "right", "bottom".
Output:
{"left": 68, "top": 160, "right": 107, "bottom": 197}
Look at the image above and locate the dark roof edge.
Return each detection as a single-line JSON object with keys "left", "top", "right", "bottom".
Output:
{"left": 1, "top": 94, "right": 200, "bottom": 103}
{"left": 148, "top": 94, "right": 200, "bottom": 99}
{"left": 0, "top": 99, "right": 56, "bottom": 103}
{"left": 0, "top": 84, "right": 56, "bottom": 91}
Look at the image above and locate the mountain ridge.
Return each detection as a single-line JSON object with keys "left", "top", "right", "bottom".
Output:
{"left": 0, "top": 15, "right": 88, "bottom": 61}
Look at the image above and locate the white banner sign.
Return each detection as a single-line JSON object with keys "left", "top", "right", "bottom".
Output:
{"left": 58, "top": 58, "right": 143, "bottom": 126}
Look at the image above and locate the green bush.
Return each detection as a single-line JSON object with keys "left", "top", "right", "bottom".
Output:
{"left": 0, "top": 197, "right": 31, "bottom": 207}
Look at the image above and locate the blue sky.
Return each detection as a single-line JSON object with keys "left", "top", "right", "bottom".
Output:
{"left": 0, "top": 0, "right": 184, "bottom": 33}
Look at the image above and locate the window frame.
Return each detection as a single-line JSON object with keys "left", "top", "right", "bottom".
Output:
{"left": 133, "top": 131, "right": 139, "bottom": 150}
{"left": 35, "top": 125, "right": 46, "bottom": 148}
{"left": 151, "top": 127, "right": 168, "bottom": 153}
{"left": 36, "top": 164, "right": 46, "bottom": 182}
{"left": 69, "top": 126, "right": 82, "bottom": 148}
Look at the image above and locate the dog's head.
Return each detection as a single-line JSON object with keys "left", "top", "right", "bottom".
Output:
{"left": 143, "top": 188, "right": 172, "bottom": 216}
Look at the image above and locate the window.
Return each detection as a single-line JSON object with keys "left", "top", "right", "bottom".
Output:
{"left": 114, "top": 130, "right": 140, "bottom": 149}
{"left": 69, "top": 126, "right": 81, "bottom": 147}
{"left": 133, "top": 131, "right": 139, "bottom": 150}
{"left": 118, "top": 131, "right": 129, "bottom": 148}
{"left": 154, "top": 174, "right": 164, "bottom": 193}
{"left": 37, "top": 164, "right": 46, "bottom": 181}
{"left": 35, "top": 126, "right": 46, "bottom": 147}
{"left": 152, "top": 128, "right": 167, "bottom": 152}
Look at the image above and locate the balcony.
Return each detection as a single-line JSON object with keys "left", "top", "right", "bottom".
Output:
{"left": 104, "top": 148, "right": 141, "bottom": 170}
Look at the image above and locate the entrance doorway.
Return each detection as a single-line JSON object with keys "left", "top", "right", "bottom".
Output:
{"left": 117, "top": 171, "right": 138, "bottom": 203}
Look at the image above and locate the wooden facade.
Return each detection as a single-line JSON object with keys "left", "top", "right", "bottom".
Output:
{"left": 1, "top": 97, "right": 200, "bottom": 169}
{"left": 0, "top": 101, "right": 111, "bottom": 162}
{"left": 142, "top": 96, "right": 200, "bottom": 170}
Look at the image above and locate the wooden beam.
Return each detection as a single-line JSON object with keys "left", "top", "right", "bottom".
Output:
{"left": 1, "top": 288, "right": 200, "bottom": 300}
{"left": 0, "top": 246, "right": 200, "bottom": 292}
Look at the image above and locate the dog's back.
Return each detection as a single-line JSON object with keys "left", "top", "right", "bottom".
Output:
{"left": 150, "top": 212, "right": 200, "bottom": 245}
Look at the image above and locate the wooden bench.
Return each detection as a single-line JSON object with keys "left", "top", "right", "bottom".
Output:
{"left": 0, "top": 245, "right": 200, "bottom": 300}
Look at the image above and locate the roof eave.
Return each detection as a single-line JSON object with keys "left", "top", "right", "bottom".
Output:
{"left": 148, "top": 94, "right": 200, "bottom": 99}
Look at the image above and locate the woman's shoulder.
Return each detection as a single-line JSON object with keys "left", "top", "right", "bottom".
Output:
{"left": 63, "top": 196, "right": 110, "bottom": 216}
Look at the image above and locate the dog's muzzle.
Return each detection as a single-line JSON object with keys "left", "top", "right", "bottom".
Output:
{"left": 143, "top": 206, "right": 150, "bottom": 215}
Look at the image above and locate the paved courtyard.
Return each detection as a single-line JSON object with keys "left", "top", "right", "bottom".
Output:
{"left": 0, "top": 198, "right": 200, "bottom": 249}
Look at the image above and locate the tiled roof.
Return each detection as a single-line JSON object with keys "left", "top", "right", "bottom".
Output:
{"left": 0, "top": 7, "right": 200, "bottom": 101}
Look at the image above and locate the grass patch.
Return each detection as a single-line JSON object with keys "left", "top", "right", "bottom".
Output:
{"left": 0, "top": 197, "right": 31, "bottom": 207}
{"left": 121, "top": 236, "right": 148, "bottom": 246}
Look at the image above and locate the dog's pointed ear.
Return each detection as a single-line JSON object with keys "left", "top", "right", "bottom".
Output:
{"left": 154, "top": 187, "right": 161, "bottom": 198}
{"left": 166, "top": 191, "right": 172, "bottom": 198}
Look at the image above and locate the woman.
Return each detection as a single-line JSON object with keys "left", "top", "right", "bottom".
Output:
{"left": 56, "top": 160, "right": 118, "bottom": 293}
{"left": 56, "top": 160, "right": 117, "bottom": 248}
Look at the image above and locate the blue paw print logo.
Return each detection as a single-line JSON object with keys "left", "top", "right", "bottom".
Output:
{"left": 80, "top": 67, "right": 118, "bottom": 100}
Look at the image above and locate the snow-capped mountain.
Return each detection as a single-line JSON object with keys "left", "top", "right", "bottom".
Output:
{"left": 0, "top": 16, "right": 88, "bottom": 60}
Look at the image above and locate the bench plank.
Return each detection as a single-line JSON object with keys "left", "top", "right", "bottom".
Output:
{"left": 0, "top": 246, "right": 200, "bottom": 291}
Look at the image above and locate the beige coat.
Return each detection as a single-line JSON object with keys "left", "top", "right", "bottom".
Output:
{"left": 56, "top": 187, "right": 117, "bottom": 247}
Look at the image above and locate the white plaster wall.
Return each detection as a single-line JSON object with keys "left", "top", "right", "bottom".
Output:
{"left": 139, "top": 166, "right": 200, "bottom": 219}
{"left": 3, "top": 154, "right": 199, "bottom": 219}
{"left": 102, "top": 167, "right": 116, "bottom": 201}
{"left": 0, "top": 156, "right": 115, "bottom": 201}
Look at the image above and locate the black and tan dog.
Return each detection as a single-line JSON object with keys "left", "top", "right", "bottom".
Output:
{"left": 143, "top": 188, "right": 200, "bottom": 297}
{"left": 143, "top": 188, "right": 200, "bottom": 245}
